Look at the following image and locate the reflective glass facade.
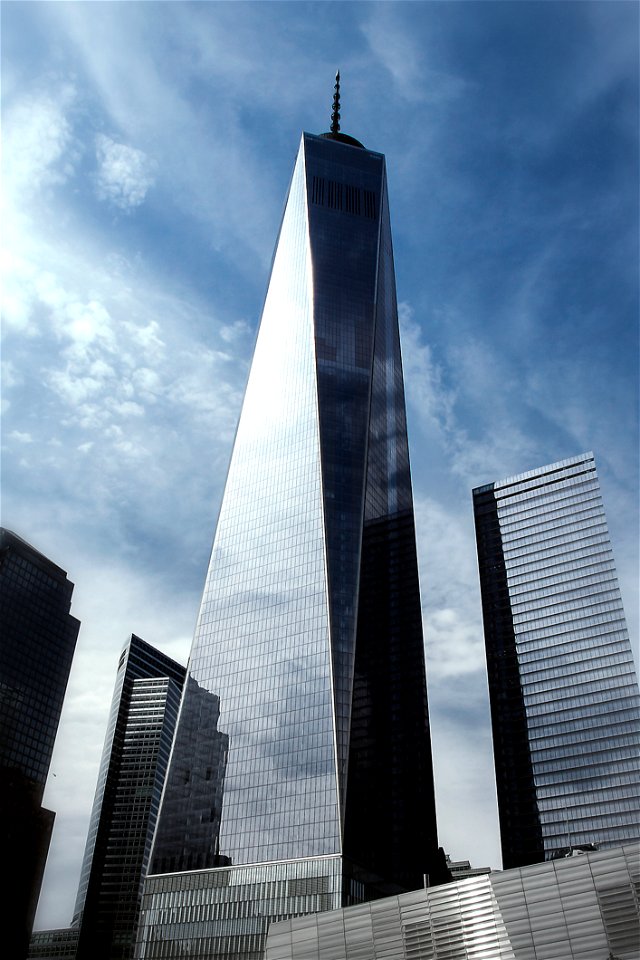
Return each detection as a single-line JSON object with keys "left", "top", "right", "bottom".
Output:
{"left": 266, "top": 842, "right": 640, "bottom": 960}
{"left": 72, "top": 635, "right": 185, "bottom": 960}
{"left": 140, "top": 130, "right": 443, "bottom": 958}
{"left": 0, "top": 527, "right": 80, "bottom": 958}
{"left": 473, "top": 454, "right": 640, "bottom": 868}
{"left": 138, "top": 857, "right": 344, "bottom": 958}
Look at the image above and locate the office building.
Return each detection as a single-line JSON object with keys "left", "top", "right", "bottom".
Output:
{"left": 67, "top": 635, "right": 185, "bottom": 960}
{"left": 265, "top": 842, "right": 640, "bottom": 960}
{"left": 29, "top": 927, "right": 79, "bottom": 960}
{"left": 0, "top": 528, "right": 80, "bottom": 959}
{"left": 136, "top": 79, "right": 446, "bottom": 959}
{"left": 473, "top": 453, "right": 640, "bottom": 868}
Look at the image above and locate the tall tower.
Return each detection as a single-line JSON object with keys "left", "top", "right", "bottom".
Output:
{"left": 473, "top": 452, "right": 640, "bottom": 869}
{"left": 72, "top": 636, "right": 185, "bottom": 960}
{"left": 0, "top": 528, "right": 80, "bottom": 959}
{"left": 137, "top": 80, "right": 446, "bottom": 959}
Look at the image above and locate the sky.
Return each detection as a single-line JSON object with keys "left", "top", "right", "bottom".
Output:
{"left": 2, "top": 0, "right": 638, "bottom": 932}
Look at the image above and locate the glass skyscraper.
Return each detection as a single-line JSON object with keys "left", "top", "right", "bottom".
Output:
{"left": 136, "top": 104, "right": 446, "bottom": 959}
{"left": 72, "top": 635, "right": 185, "bottom": 960}
{"left": 473, "top": 453, "right": 640, "bottom": 869}
{"left": 0, "top": 528, "right": 80, "bottom": 959}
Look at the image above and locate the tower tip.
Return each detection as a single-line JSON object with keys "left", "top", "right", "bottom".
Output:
{"left": 330, "top": 70, "right": 341, "bottom": 134}
{"left": 320, "top": 69, "right": 364, "bottom": 149}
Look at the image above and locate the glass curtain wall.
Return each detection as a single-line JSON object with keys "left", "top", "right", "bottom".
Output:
{"left": 139, "top": 130, "right": 443, "bottom": 959}
{"left": 474, "top": 453, "right": 640, "bottom": 867}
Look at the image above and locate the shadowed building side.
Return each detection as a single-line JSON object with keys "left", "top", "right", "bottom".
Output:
{"left": 0, "top": 528, "right": 80, "bottom": 960}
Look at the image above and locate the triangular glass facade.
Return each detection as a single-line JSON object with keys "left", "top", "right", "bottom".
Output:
{"left": 147, "top": 133, "right": 443, "bottom": 934}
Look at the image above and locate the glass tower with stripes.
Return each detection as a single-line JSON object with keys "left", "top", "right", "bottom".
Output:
{"left": 136, "top": 99, "right": 446, "bottom": 959}
{"left": 473, "top": 452, "right": 640, "bottom": 869}
{"left": 73, "top": 635, "right": 185, "bottom": 960}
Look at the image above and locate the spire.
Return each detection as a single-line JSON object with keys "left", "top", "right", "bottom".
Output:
{"left": 330, "top": 70, "right": 341, "bottom": 134}
{"left": 320, "top": 69, "right": 364, "bottom": 149}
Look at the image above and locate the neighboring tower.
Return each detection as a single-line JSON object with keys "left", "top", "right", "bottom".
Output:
{"left": 473, "top": 452, "right": 640, "bottom": 868}
{"left": 72, "top": 635, "right": 185, "bottom": 960}
{"left": 137, "top": 80, "right": 446, "bottom": 959}
{"left": 0, "top": 528, "right": 80, "bottom": 959}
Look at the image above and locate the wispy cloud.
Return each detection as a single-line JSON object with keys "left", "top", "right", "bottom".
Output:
{"left": 399, "top": 301, "right": 536, "bottom": 487}
{"left": 415, "top": 495, "right": 485, "bottom": 681}
{"left": 2, "top": 83, "right": 79, "bottom": 199}
{"left": 2, "top": 129, "right": 250, "bottom": 582}
{"left": 39, "top": 2, "right": 288, "bottom": 265}
{"left": 360, "top": 5, "right": 468, "bottom": 104}
{"left": 399, "top": 302, "right": 456, "bottom": 437}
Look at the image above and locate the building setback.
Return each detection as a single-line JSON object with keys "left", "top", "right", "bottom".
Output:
{"left": 473, "top": 452, "right": 640, "bottom": 868}
{"left": 71, "top": 635, "right": 185, "bottom": 960}
{"left": 265, "top": 842, "right": 640, "bottom": 960}
{"left": 0, "top": 528, "right": 80, "bottom": 959}
{"left": 136, "top": 83, "right": 447, "bottom": 960}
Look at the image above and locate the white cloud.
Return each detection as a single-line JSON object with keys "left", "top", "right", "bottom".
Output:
{"left": 132, "top": 367, "right": 161, "bottom": 396}
{"left": 9, "top": 429, "right": 33, "bottom": 444}
{"left": 2, "top": 84, "right": 79, "bottom": 199}
{"left": 2, "top": 119, "right": 248, "bottom": 621}
{"left": 416, "top": 496, "right": 485, "bottom": 681}
{"left": 219, "top": 319, "right": 252, "bottom": 345}
{"left": 66, "top": 300, "right": 116, "bottom": 346}
{"left": 399, "top": 302, "right": 456, "bottom": 437}
{"left": 94, "top": 134, "right": 156, "bottom": 211}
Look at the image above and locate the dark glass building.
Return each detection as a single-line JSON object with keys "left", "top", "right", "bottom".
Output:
{"left": 473, "top": 453, "right": 640, "bottom": 869}
{"left": 29, "top": 927, "right": 79, "bottom": 959}
{"left": 137, "top": 106, "right": 446, "bottom": 958}
{"left": 70, "top": 635, "right": 185, "bottom": 960}
{"left": 0, "top": 528, "right": 80, "bottom": 959}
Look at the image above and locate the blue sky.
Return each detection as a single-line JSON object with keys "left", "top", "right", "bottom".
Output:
{"left": 2, "top": 0, "right": 638, "bottom": 930}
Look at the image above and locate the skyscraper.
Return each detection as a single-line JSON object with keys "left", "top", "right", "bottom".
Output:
{"left": 136, "top": 81, "right": 446, "bottom": 959}
{"left": 473, "top": 452, "right": 640, "bottom": 869}
{"left": 72, "top": 635, "right": 185, "bottom": 960}
{"left": 0, "top": 528, "right": 80, "bottom": 959}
